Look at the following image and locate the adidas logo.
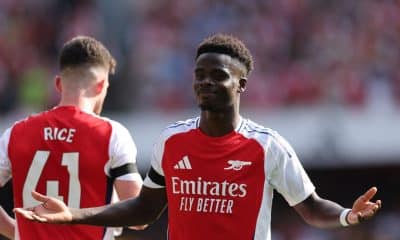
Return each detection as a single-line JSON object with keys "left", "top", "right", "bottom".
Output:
{"left": 174, "top": 155, "right": 192, "bottom": 170}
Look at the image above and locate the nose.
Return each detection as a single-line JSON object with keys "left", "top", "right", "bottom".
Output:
{"left": 199, "top": 76, "right": 214, "bottom": 86}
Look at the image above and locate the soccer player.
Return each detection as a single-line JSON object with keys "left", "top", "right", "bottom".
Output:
{"left": 0, "top": 36, "right": 143, "bottom": 240}
{"left": 15, "top": 34, "right": 381, "bottom": 240}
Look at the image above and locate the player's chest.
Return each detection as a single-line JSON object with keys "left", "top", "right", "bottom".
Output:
{"left": 161, "top": 135, "right": 267, "bottom": 216}
{"left": 161, "top": 137, "right": 265, "bottom": 182}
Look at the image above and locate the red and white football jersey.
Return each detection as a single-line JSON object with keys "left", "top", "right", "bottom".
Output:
{"left": 144, "top": 117, "right": 315, "bottom": 240}
{"left": 0, "top": 106, "right": 141, "bottom": 240}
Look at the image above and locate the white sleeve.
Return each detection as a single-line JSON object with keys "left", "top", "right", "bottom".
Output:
{"left": 267, "top": 134, "right": 315, "bottom": 206}
{"left": 105, "top": 120, "right": 142, "bottom": 182}
{"left": 149, "top": 136, "right": 165, "bottom": 177}
{"left": 143, "top": 133, "right": 166, "bottom": 188}
{"left": 0, "top": 128, "right": 12, "bottom": 187}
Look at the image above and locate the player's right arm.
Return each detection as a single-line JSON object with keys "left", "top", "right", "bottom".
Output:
{"left": 15, "top": 185, "right": 167, "bottom": 227}
{"left": 0, "top": 206, "right": 14, "bottom": 239}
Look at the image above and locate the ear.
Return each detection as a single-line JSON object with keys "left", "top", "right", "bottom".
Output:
{"left": 238, "top": 78, "right": 247, "bottom": 93}
{"left": 94, "top": 79, "right": 106, "bottom": 95}
{"left": 55, "top": 76, "right": 62, "bottom": 93}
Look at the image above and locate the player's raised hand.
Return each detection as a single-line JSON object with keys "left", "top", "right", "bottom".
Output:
{"left": 14, "top": 191, "right": 73, "bottom": 224}
{"left": 347, "top": 187, "right": 382, "bottom": 225}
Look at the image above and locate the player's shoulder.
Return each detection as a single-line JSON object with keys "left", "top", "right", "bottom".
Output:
{"left": 241, "top": 118, "right": 289, "bottom": 146}
{"left": 2, "top": 110, "right": 52, "bottom": 142}
{"left": 12, "top": 107, "right": 117, "bottom": 132}
{"left": 99, "top": 117, "right": 133, "bottom": 139}
{"left": 159, "top": 117, "right": 199, "bottom": 140}
{"left": 96, "top": 115, "right": 125, "bottom": 129}
{"left": 60, "top": 107, "right": 121, "bottom": 131}
{"left": 241, "top": 118, "right": 277, "bottom": 137}
{"left": 8, "top": 110, "right": 48, "bottom": 130}
{"left": 166, "top": 117, "right": 199, "bottom": 129}
{"left": 242, "top": 118, "right": 296, "bottom": 156}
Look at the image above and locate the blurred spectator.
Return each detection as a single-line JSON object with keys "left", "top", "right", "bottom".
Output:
{"left": 130, "top": 0, "right": 400, "bottom": 111}
{"left": 1, "top": 0, "right": 400, "bottom": 114}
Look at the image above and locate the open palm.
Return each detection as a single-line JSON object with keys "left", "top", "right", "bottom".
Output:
{"left": 14, "top": 191, "right": 73, "bottom": 223}
{"left": 347, "top": 187, "right": 382, "bottom": 224}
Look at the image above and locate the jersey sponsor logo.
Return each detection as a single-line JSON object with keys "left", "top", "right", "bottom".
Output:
{"left": 171, "top": 176, "right": 248, "bottom": 214}
{"left": 224, "top": 160, "right": 252, "bottom": 171}
{"left": 172, "top": 177, "right": 247, "bottom": 197}
{"left": 173, "top": 155, "right": 192, "bottom": 170}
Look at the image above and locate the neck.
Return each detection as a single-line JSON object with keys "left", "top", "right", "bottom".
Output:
{"left": 199, "top": 106, "right": 241, "bottom": 137}
{"left": 58, "top": 94, "right": 95, "bottom": 114}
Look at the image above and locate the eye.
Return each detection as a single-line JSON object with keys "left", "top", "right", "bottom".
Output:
{"left": 210, "top": 70, "right": 229, "bottom": 82}
{"left": 194, "top": 70, "right": 206, "bottom": 81}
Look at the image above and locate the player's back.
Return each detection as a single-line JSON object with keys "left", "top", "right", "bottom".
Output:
{"left": 8, "top": 106, "right": 115, "bottom": 240}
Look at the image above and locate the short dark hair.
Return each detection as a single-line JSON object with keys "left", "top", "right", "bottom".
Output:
{"left": 59, "top": 36, "right": 116, "bottom": 74}
{"left": 196, "top": 34, "right": 254, "bottom": 76}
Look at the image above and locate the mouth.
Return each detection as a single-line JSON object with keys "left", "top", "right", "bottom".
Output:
{"left": 197, "top": 88, "right": 216, "bottom": 96}
{"left": 198, "top": 92, "right": 217, "bottom": 100}
{"left": 199, "top": 91, "right": 215, "bottom": 95}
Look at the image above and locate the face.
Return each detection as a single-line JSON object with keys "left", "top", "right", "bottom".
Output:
{"left": 193, "top": 53, "right": 246, "bottom": 112}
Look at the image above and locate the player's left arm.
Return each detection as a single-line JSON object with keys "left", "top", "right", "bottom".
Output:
{"left": 0, "top": 206, "right": 14, "bottom": 239}
{"left": 293, "top": 187, "right": 381, "bottom": 228}
{"left": 114, "top": 179, "right": 142, "bottom": 201}
{"left": 114, "top": 179, "right": 148, "bottom": 230}
{"left": 268, "top": 133, "right": 381, "bottom": 228}
{"left": 108, "top": 121, "right": 146, "bottom": 229}
{"left": 0, "top": 129, "right": 14, "bottom": 239}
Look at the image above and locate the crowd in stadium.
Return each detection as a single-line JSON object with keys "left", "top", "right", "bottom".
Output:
{"left": 0, "top": 0, "right": 399, "bottom": 239}
{"left": 1, "top": 0, "right": 400, "bottom": 115}
{"left": 132, "top": 0, "right": 400, "bottom": 111}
